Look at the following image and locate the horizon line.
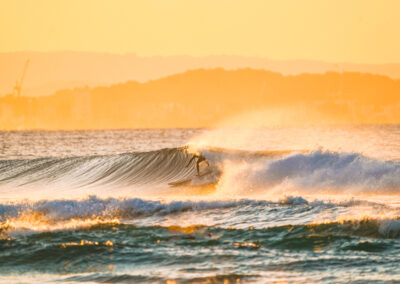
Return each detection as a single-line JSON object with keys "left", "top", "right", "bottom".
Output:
{"left": 2, "top": 50, "right": 400, "bottom": 66}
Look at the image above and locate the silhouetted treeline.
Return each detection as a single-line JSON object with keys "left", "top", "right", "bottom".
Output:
{"left": 1, "top": 69, "right": 400, "bottom": 129}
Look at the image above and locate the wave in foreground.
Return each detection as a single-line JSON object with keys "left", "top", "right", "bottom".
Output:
{"left": 0, "top": 196, "right": 399, "bottom": 238}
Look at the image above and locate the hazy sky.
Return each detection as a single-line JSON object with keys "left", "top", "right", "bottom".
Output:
{"left": 1, "top": 0, "right": 399, "bottom": 63}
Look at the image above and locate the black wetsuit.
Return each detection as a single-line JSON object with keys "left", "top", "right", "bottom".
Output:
{"left": 186, "top": 154, "right": 209, "bottom": 175}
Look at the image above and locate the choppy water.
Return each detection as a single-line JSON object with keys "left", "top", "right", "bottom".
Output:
{"left": 1, "top": 126, "right": 400, "bottom": 283}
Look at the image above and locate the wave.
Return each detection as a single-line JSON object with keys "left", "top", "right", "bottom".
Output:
{"left": 1, "top": 146, "right": 400, "bottom": 197}
{"left": 0, "top": 196, "right": 262, "bottom": 222}
{"left": 0, "top": 195, "right": 386, "bottom": 223}
{"left": 2, "top": 219, "right": 399, "bottom": 283}
{"left": 1, "top": 195, "right": 398, "bottom": 238}
{"left": 219, "top": 150, "right": 400, "bottom": 195}
{"left": 0, "top": 147, "right": 197, "bottom": 189}
{"left": 2, "top": 206, "right": 399, "bottom": 239}
{"left": 0, "top": 146, "right": 289, "bottom": 193}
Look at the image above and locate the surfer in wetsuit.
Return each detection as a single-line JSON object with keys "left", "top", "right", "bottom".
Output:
{"left": 186, "top": 153, "right": 209, "bottom": 176}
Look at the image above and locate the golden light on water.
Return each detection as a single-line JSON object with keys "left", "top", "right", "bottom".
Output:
{"left": 0, "top": 215, "right": 121, "bottom": 239}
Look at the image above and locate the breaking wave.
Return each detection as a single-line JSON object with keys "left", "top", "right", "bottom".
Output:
{"left": 0, "top": 146, "right": 287, "bottom": 193}
{"left": 0, "top": 196, "right": 261, "bottom": 222}
{"left": 1, "top": 195, "right": 399, "bottom": 238}
{"left": 218, "top": 150, "right": 400, "bottom": 195}
{"left": 1, "top": 146, "right": 400, "bottom": 197}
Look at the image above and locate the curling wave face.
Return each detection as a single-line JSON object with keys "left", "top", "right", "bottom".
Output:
{"left": 0, "top": 147, "right": 195, "bottom": 189}
{"left": 1, "top": 146, "right": 400, "bottom": 198}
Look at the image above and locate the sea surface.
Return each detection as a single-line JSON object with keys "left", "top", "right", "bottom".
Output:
{"left": 1, "top": 126, "right": 400, "bottom": 283}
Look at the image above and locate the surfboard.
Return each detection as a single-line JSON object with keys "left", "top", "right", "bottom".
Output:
{"left": 168, "top": 179, "right": 192, "bottom": 187}
{"left": 197, "top": 169, "right": 213, "bottom": 178}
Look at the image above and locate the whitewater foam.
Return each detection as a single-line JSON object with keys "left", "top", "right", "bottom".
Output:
{"left": 217, "top": 150, "right": 400, "bottom": 197}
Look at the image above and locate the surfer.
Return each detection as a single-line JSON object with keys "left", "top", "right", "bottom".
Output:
{"left": 186, "top": 153, "right": 209, "bottom": 176}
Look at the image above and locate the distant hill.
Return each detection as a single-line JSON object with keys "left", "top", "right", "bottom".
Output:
{"left": 1, "top": 68, "right": 400, "bottom": 130}
{"left": 1, "top": 51, "right": 400, "bottom": 97}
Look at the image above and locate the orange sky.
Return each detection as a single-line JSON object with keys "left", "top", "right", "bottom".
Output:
{"left": 1, "top": 0, "right": 399, "bottom": 63}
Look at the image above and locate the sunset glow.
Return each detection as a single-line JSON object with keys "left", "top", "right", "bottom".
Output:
{"left": 1, "top": 1, "right": 400, "bottom": 283}
{"left": 0, "top": 0, "right": 399, "bottom": 63}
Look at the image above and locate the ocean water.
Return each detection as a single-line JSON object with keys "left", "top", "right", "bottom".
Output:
{"left": 1, "top": 126, "right": 400, "bottom": 283}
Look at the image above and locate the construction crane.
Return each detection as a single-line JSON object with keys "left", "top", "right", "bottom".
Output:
{"left": 13, "top": 59, "right": 30, "bottom": 97}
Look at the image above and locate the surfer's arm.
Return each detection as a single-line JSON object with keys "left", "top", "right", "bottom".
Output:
{"left": 185, "top": 155, "right": 197, "bottom": 167}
